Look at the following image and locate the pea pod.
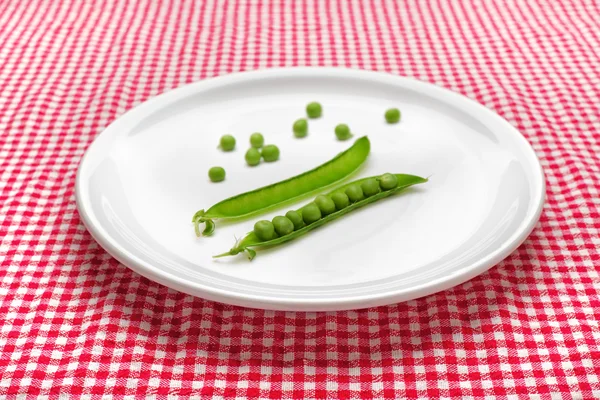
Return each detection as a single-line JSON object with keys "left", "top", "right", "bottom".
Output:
{"left": 214, "top": 173, "right": 427, "bottom": 260}
{"left": 193, "top": 136, "right": 370, "bottom": 236}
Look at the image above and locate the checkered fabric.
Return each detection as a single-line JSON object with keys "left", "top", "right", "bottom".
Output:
{"left": 1, "top": 0, "right": 599, "bottom": 398}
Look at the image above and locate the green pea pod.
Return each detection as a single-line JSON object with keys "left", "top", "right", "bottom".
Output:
{"left": 193, "top": 136, "right": 371, "bottom": 236}
{"left": 215, "top": 173, "right": 427, "bottom": 260}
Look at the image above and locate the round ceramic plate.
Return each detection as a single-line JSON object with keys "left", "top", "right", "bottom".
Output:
{"left": 75, "top": 68, "right": 545, "bottom": 311}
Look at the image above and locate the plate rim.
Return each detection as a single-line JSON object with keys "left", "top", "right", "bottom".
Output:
{"left": 75, "top": 67, "right": 546, "bottom": 311}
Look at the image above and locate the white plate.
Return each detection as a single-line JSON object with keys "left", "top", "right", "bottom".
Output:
{"left": 75, "top": 68, "right": 545, "bottom": 311}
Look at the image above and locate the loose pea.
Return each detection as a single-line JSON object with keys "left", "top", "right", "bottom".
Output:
{"left": 306, "top": 102, "right": 322, "bottom": 118}
{"left": 254, "top": 220, "right": 275, "bottom": 241}
{"left": 208, "top": 166, "right": 226, "bottom": 182}
{"left": 334, "top": 124, "right": 352, "bottom": 141}
{"left": 378, "top": 173, "right": 398, "bottom": 190}
{"left": 245, "top": 148, "right": 261, "bottom": 166}
{"left": 272, "top": 216, "right": 294, "bottom": 236}
{"left": 361, "top": 178, "right": 380, "bottom": 197}
{"left": 285, "top": 210, "right": 305, "bottom": 230}
{"left": 315, "top": 195, "right": 336, "bottom": 216}
{"left": 331, "top": 192, "right": 350, "bottom": 210}
{"left": 250, "top": 133, "right": 264, "bottom": 148}
{"left": 302, "top": 203, "right": 322, "bottom": 225}
{"left": 385, "top": 108, "right": 401, "bottom": 124}
{"left": 261, "top": 144, "right": 280, "bottom": 162}
{"left": 293, "top": 118, "right": 308, "bottom": 138}
{"left": 219, "top": 134, "right": 236, "bottom": 151}
{"left": 345, "top": 184, "right": 364, "bottom": 203}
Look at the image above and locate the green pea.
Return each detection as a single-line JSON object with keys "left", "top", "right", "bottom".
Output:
{"left": 272, "top": 216, "right": 294, "bottom": 236}
{"left": 302, "top": 203, "right": 322, "bottom": 225}
{"left": 345, "top": 184, "right": 364, "bottom": 203}
{"left": 334, "top": 124, "right": 352, "bottom": 141}
{"left": 285, "top": 210, "right": 305, "bottom": 230}
{"left": 293, "top": 118, "right": 308, "bottom": 138}
{"left": 378, "top": 173, "right": 398, "bottom": 190}
{"left": 306, "top": 102, "right": 322, "bottom": 118}
{"left": 245, "top": 148, "right": 261, "bottom": 166}
{"left": 361, "top": 178, "right": 380, "bottom": 197}
{"left": 315, "top": 195, "right": 336, "bottom": 216}
{"left": 261, "top": 145, "right": 280, "bottom": 162}
{"left": 331, "top": 192, "right": 350, "bottom": 210}
{"left": 208, "top": 166, "right": 226, "bottom": 182}
{"left": 250, "top": 133, "right": 264, "bottom": 148}
{"left": 254, "top": 220, "right": 275, "bottom": 241}
{"left": 385, "top": 108, "right": 401, "bottom": 124}
{"left": 219, "top": 134, "right": 236, "bottom": 151}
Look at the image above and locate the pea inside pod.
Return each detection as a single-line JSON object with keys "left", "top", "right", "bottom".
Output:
{"left": 272, "top": 216, "right": 294, "bottom": 236}
{"left": 361, "top": 179, "right": 380, "bottom": 197}
{"left": 315, "top": 195, "right": 336, "bottom": 216}
{"left": 378, "top": 173, "right": 398, "bottom": 190}
{"left": 302, "top": 203, "right": 322, "bottom": 225}
{"left": 285, "top": 210, "right": 305, "bottom": 230}
{"left": 331, "top": 192, "right": 350, "bottom": 210}
{"left": 254, "top": 220, "right": 275, "bottom": 241}
{"left": 345, "top": 184, "right": 364, "bottom": 203}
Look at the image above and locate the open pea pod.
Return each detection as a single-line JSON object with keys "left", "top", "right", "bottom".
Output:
{"left": 193, "top": 136, "right": 371, "bottom": 236}
{"left": 215, "top": 173, "right": 427, "bottom": 260}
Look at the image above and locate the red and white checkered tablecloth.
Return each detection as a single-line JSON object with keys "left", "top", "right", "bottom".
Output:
{"left": 1, "top": 0, "right": 599, "bottom": 398}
